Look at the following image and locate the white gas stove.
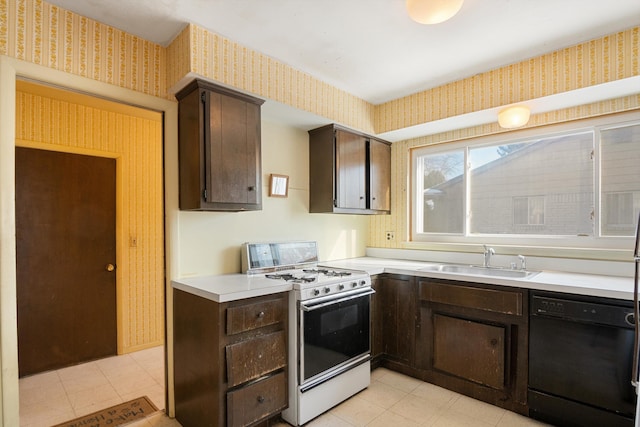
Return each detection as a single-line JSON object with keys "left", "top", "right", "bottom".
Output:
{"left": 241, "top": 241, "right": 371, "bottom": 299}
{"left": 242, "top": 241, "right": 373, "bottom": 426}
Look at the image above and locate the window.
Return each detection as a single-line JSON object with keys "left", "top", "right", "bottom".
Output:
{"left": 411, "top": 113, "right": 640, "bottom": 249}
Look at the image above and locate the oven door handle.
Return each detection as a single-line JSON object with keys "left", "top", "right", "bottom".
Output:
{"left": 301, "top": 289, "right": 375, "bottom": 312}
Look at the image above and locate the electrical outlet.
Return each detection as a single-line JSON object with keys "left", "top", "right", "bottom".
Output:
{"left": 385, "top": 231, "right": 395, "bottom": 241}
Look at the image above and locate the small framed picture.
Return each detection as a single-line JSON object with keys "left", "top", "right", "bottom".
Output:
{"left": 269, "top": 174, "right": 289, "bottom": 197}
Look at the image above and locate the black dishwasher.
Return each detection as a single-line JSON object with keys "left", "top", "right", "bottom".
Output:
{"left": 529, "top": 291, "right": 635, "bottom": 427}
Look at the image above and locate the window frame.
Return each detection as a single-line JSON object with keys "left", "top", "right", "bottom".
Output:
{"left": 409, "top": 111, "right": 640, "bottom": 252}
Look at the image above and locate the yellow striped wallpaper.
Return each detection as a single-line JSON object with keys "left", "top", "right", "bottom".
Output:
{"left": 15, "top": 80, "right": 165, "bottom": 354}
{"left": 374, "top": 27, "right": 640, "bottom": 133}
{"left": 165, "top": 24, "right": 191, "bottom": 93}
{"left": 1, "top": 0, "right": 167, "bottom": 97}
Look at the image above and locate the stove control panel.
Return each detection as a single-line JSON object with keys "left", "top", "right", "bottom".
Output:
{"left": 299, "top": 276, "right": 371, "bottom": 301}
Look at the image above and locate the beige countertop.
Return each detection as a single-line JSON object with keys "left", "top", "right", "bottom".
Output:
{"left": 172, "top": 256, "right": 634, "bottom": 302}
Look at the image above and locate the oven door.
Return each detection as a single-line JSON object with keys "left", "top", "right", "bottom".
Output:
{"left": 299, "top": 288, "right": 373, "bottom": 386}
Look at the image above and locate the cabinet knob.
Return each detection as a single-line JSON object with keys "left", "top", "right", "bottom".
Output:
{"left": 372, "top": 197, "right": 376, "bottom": 200}
{"left": 248, "top": 186, "right": 255, "bottom": 191}
{"left": 360, "top": 196, "right": 364, "bottom": 200}
{"left": 626, "top": 312, "right": 635, "bottom": 326}
{"left": 257, "top": 395, "right": 265, "bottom": 403}
{"left": 257, "top": 311, "right": 265, "bottom": 318}
{"left": 105, "top": 263, "right": 116, "bottom": 272}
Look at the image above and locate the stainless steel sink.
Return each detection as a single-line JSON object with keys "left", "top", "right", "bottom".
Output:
{"left": 419, "top": 264, "right": 539, "bottom": 279}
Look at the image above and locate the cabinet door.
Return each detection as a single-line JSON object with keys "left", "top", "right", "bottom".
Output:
{"left": 432, "top": 314, "right": 505, "bottom": 390}
{"left": 369, "top": 139, "right": 391, "bottom": 211}
{"left": 205, "top": 91, "right": 261, "bottom": 206}
{"left": 335, "top": 129, "right": 366, "bottom": 209}
{"left": 379, "top": 276, "right": 416, "bottom": 365}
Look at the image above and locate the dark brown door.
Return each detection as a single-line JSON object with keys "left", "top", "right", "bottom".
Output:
{"left": 16, "top": 147, "right": 117, "bottom": 377}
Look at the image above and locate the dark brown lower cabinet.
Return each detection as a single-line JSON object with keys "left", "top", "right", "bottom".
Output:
{"left": 371, "top": 274, "right": 420, "bottom": 376}
{"left": 370, "top": 275, "right": 529, "bottom": 415}
{"left": 417, "top": 278, "right": 529, "bottom": 415}
{"left": 173, "top": 289, "right": 288, "bottom": 427}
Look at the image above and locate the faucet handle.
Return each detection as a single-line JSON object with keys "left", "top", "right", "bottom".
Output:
{"left": 517, "top": 255, "right": 526, "bottom": 270}
{"left": 483, "top": 244, "right": 495, "bottom": 254}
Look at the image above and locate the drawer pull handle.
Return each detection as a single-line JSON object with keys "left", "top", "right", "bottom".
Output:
{"left": 257, "top": 311, "right": 265, "bottom": 318}
{"left": 258, "top": 353, "right": 263, "bottom": 359}
{"left": 257, "top": 395, "right": 265, "bottom": 403}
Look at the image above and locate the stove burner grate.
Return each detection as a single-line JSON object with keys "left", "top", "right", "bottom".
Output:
{"left": 303, "top": 268, "right": 352, "bottom": 277}
{"left": 302, "top": 268, "right": 328, "bottom": 274}
{"left": 325, "top": 270, "right": 352, "bottom": 277}
{"left": 265, "top": 273, "right": 316, "bottom": 283}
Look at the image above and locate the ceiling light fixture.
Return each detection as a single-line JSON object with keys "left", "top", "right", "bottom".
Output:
{"left": 498, "top": 105, "right": 531, "bottom": 129}
{"left": 406, "top": 0, "right": 464, "bottom": 25}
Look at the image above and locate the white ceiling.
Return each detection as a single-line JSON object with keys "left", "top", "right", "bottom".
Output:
{"left": 46, "top": 0, "right": 640, "bottom": 139}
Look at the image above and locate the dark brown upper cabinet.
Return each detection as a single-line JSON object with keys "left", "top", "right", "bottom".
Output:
{"left": 176, "top": 79, "right": 264, "bottom": 211}
{"left": 309, "top": 124, "right": 391, "bottom": 214}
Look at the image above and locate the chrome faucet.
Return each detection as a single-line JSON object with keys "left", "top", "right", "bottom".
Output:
{"left": 483, "top": 245, "right": 495, "bottom": 268}
{"left": 518, "top": 254, "right": 526, "bottom": 270}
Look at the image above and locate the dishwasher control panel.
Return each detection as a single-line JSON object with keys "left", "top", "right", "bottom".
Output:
{"left": 534, "top": 298, "right": 566, "bottom": 316}
{"left": 531, "top": 294, "right": 634, "bottom": 329}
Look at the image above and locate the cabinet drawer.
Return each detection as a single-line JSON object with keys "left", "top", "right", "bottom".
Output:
{"left": 226, "top": 371, "right": 287, "bottom": 427}
{"left": 226, "top": 331, "right": 286, "bottom": 387}
{"left": 420, "top": 282, "right": 522, "bottom": 316}
{"left": 226, "top": 297, "right": 285, "bottom": 335}
{"left": 433, "top": 314, "right": 505, "bottom": 389}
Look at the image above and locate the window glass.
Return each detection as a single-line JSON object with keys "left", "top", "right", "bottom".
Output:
{"left": 513, "top": 196, "right": 545, "bottom": 225}
{"left": 469, "top": 134, "right": 593, "bottom": 236}
{"left": 417, "top": 150, "right": 464, "bottom": 233}
{"left": 601, "top": 124, "right": 640, "bottom": 236}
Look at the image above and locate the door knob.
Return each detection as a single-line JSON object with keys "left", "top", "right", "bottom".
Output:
{"left": 106, "top": 264, "right": 115, "bottom": 272}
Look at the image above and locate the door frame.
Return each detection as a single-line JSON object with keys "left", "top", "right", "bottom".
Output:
{"left": 0, "top": 56, "right": 180, "bottom": 426}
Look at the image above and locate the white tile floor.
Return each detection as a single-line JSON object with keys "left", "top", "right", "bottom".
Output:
{"left": 20, "top": 348, "right": 549, "bottom": 427}
{"left": 19, "top": 346, "right": 165, "bottom": 427}
{"left": 290, "top": 368, "right": 550, "bottom": 427}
